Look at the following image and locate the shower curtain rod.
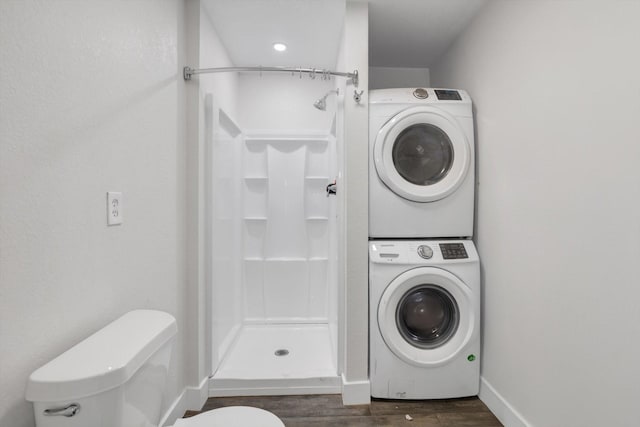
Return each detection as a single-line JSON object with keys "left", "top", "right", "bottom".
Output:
{"left": 183, "top": 65, "right": 359, "bottom": 87}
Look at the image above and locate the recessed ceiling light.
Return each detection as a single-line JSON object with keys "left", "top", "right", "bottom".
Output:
{"left": 273, "top": 43, "right": 287, "bottom": 52}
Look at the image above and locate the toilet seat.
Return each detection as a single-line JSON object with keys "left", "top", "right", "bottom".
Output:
{"left": 172, "top": 406, "right": 285, "bottom": 427}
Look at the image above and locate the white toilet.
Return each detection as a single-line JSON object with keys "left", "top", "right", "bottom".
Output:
{"left": 25, "top": 310, "right": 284, "bottom": 427}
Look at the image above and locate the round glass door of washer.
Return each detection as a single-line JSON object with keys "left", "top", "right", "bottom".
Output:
{"left": 374, "top": 107, "right": 470, "bottom": 202}
{"left": 377, "top": 267, "right": 475, "bottom": 367}
{"left": 396, "top": 284, "right": 459, "bottom": 349}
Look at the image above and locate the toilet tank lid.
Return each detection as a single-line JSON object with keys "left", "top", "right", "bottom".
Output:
{"left": 25, "top": 310, "right": 177, "bottom": 402}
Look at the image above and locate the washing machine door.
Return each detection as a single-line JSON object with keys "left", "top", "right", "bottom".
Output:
{"left": 374, "top": 106, "right": 470, "bottom": 202}
{"left": 378, "top": 266, "right": 475, "bottom": 367}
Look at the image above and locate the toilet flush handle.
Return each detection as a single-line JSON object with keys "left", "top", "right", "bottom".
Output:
{"left": 44, "top": 403, "right": 80, "bottom": 417}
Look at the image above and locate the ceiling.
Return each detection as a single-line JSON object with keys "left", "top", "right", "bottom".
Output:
{"left": 202, "top": 0, "right": 345, "bottom": 69}
{"left": 369, "top": 0, "right": 488, "bottom": 68}
{"left": 202, "top": 0, "right": 487, "bottom": 70}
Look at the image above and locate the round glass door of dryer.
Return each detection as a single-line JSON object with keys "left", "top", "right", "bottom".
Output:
{"left": 374, "top": 107, "right": 470, "bottom": 202}
{"left": 378, "top": 267, "right": 474, "bottom": 367}
{"left": 392, "top": 124, "right": 453, "bottom": 186}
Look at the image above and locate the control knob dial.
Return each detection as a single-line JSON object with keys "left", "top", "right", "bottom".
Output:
{"left": 417, "top": 245, "right": 433, "bottom": 259}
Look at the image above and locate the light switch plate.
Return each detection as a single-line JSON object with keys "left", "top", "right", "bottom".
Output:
{"left": 107, "top": 192, "right": 123, "bottom": 226}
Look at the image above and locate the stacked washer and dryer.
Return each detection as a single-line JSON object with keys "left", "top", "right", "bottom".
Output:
{"left": 368, "top": 88, "right": 481, "bottom": 399}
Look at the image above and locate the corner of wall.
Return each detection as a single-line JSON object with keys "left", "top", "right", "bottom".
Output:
{"left": 479, "top": 377, "right": 531, "bottom": 427}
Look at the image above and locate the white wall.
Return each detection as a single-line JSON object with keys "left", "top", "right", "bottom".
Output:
{"left": 432, "top": 1, "right": 640, "bottom": 426}
{"left": 0, "top": 1, "right": 190, "bottom": 426}
{"left": 200, "top": 7, "right": 239, "bottom": 122}
{"left": 369, "top": 66, "right": 430, "bottom": 90}
{"left": 340, "top": 0, "right": 370, "bottom": 405}
{"left": 237, "top": 74, "right": 336, "bottom": 132}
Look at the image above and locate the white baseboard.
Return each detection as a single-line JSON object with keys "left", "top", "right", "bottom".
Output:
{"left": 186, "top": 376, "right": 210, "bottom": 410}
{"left": 479, "top": 377, "right": 530, "bottom": 427}
{"left": 160, "top": 377, "right": 209, "bottom": 427}
{"left": 210, "top": 376, "right": 342, "bottom": 397}
{"left": 341, "top": 374, "right": 371, "bottom": 405}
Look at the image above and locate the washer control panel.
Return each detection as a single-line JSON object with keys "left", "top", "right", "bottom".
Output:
{"left": 370, "top": 240, "right": 477, "bottom": 264}
{"left": 439, "top": 243, "right": 468, "bottom": 259}
{"left": 416, "top": 245, "right": 433, "bottom": 259}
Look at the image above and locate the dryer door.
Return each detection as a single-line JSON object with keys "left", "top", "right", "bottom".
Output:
{"left": 374, "top": 106, "right": 470, "bottom": 202}
{"left": 378, "top": 266, "right": 475, "bottom": 367}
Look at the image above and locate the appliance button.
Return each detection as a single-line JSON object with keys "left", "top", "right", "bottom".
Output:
{"left": 417, "top": 245, "right": 433, "bottom": 259}
{"left": 413, "top": 88, "right": 429, "bottom": 99}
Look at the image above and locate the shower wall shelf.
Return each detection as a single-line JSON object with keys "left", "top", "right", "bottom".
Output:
{"left": 239, "top": 132, "right": 335, "bottom": 323}
{"left": 183, "top": 65, "right": 359, "bottom": 87}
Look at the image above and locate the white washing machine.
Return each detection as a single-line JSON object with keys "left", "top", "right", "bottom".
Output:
{"left": 369, "top": 239, "right": 480, "bottom": 399}
{"left": 369, "top": 88, "right": 475, "bottom": 238}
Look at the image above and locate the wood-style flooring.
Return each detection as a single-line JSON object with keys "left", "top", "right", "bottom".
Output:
{"left": 182, "top": 394, "right": 503, "bottom": 426}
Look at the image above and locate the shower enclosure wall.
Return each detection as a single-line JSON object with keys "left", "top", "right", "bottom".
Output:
{"left": 206, "top": 73, "right": 343, "bottom": 396}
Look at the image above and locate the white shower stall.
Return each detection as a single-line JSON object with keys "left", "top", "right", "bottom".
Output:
{"left": 201, "top": 50, "right": 346, "bottom": 394}
{"left": 197, "top": 0, "right": 353, "bottom": 397}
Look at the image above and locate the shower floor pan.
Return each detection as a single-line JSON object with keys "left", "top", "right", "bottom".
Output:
{"left": 210, "top": 324, "right": 341, "bottom": 396}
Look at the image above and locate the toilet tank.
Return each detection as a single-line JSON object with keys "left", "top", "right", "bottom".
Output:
{"left": 25, "top": 310, "right": 177, "bottom": 427}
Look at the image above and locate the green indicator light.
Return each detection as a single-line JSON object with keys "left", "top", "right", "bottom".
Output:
{"left": 467, "top": 354, "right": 476, "bottom": 362}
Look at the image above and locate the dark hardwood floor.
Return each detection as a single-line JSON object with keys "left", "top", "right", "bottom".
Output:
{"left": 183, "top": 394, "right": 503, "bottom": 426}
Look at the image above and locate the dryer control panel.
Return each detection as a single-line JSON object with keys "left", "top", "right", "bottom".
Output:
{"left": 434, "top": 89, "right": 462, "bottom": 100}
{"left": 439, "top": 243, "right": 468, "bottom": 259}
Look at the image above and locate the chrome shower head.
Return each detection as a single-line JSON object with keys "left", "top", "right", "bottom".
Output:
{"left": 314, "top": 98, "right": 327, "bottom": 111}
{"left": 313, "top": 89, "right": 339, "bottom": 111}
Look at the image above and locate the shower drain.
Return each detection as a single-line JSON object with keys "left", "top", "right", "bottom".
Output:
{"left": 274, "top": 349, "right": 289, "bottom": 357}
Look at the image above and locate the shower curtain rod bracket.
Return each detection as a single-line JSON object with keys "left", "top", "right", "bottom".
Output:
{"left": 183, "top": 65, "right": 359, "bottom": 86}
{"left": 351, "top": 70, "right": 359, "bottom": 87}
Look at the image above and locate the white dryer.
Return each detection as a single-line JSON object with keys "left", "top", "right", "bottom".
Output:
{"left": 369, "top": 239, "right": 480, "bottom": 399}
{"left": 369, "top": 88, "right": 475, "bottom": 238}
